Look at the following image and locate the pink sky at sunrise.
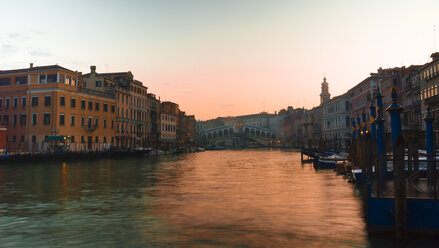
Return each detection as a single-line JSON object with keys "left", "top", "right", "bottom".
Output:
{"left": 1, "top": 0, "right": 438, "bottom": 120}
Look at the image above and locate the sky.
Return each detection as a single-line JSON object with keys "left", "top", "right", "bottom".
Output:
{"left": 0, "top": 0, "right": 438, "bottom": 120}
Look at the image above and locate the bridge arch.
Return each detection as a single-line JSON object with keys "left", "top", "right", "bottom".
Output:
{"left": 229, "top": 128, "right": 234, "bottom": 134}
{"left": 218, "top": 130, "right": 223, "bottom": 137}
{"left": 224, "top": 129, "right": 228, "bottom": 136}
{"left": 250, "top": 129, "right": 255, "bottom": 135}
{"left": 208, "top": 133, "right": 212, "bottom": 140}
{"left": 213, "top": 131, "right": 217, "bottom": 138}
{"left": 256, "top": 130, "right": 260, "bottom": 136}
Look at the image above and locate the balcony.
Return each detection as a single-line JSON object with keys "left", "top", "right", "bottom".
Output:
{"left": 84, "top": 124, "right": 97, "bottom": 132}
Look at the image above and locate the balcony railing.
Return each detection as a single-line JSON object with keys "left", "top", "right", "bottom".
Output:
{"left": 84, "top": 124, "right": 97, "bottom": 132}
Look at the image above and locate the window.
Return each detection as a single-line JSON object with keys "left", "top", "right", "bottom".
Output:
{"left": 66, "top": 76, "right": 71, "bottom": 85}
{"left": 95, "top": 102, "right": 99, "bottom": 111}
{"left": 81, "top": 116, "right": 85, "bottom": 126}
{"left": 32, "top": 136, "right": 36, "bottom": 143}
{"left": 88, "top": 117, "right": 92, "bottom": 128}
{"left": 95, "top": 80, "right": 102, "bottom": 87}
{"left": 71, "top": 115, "right": 75, "bottom": 126}
{"left": 3, "top": 115, "right": 8, "bottom": 124}
{"left": 44, "top": 96, "right": 51, "bottom": 106}
{"left": 71, "top": 136, "right": 75, "bottom": 143}
{"left": 111, "top": 104, "right": 115, "bottom": 113}
{"left": 103, "top": 119, "right": 107, "bottom": 128}
{"left": 47, "top": 74, "right": 57, "bottom": 83}
{"left": 32, "top": 96, "right": 38, "bottom": 106}
{"left": 95, "top": 136, "right": 98, "bottom": 143}
{"left": 111, "top": 119, "right": 114, "bottom": 129}
{"left": 13, "top": 97, "right": 18, "bottom": 108}
{"left": 71, "top": 98, "right": 76, "bottom": 108}
{"left": 15, "top": 76, "right": 27, "bottom": 85}
{"left": 0, "top": 78, "right": 11, "bottom": 86}
{"left": 5, "top": 98, "right": 10, "bottom": 108}
{"left": 20, "top": 114, "right": 26, "bottom": 125}
{"left": 43, "top": 113, "right": 50, "bottom": 125}
{"left": 95, "top": 118, "right": 99, "bottom": 128}
{"left": 59, "top": 114, "right": 65, "bottom": 125}
{"left": 103, "top": 137, "right": 107, "bottom": 143}
{"left": 39, "top": 75, "right": 46, "bottom": 83}
{"left": 12, "top": 136, "right": 16, "bottom": 142}
{"left": 13, "top": 114, "right": 17, "bottom": 125}
{"left": 103, "top": 103, "right": 108, "bottom": 112}
{"left": 32, "top": 113, "right": 37, "bottom": 125}
{"left": 20, "top": 136, "right": 24, "bottom": 142}
{"left": 0, "top": 98, "right": 2, "bottom": 108}
{"left": 88, "top": 100, "right": 92, "bottom": 110}
{"left": 21, "top": 97, "right": 26, "bottom": 107}
{"left": 60, "top": 96, "right": 65, "bottom": 106}
{"left": 81, "top": 136, "right": 85, "bottom": 143}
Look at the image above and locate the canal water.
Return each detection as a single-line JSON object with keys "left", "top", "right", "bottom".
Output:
{"left": 0, "top": 150, "right": 431, "bottom": 247}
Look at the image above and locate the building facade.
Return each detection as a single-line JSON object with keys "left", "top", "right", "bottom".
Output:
{"left": 322, "top": 93, "right": 351, "bottom": 148}
{"left": 0, "top": 64, "right": 116, "bottom": 152}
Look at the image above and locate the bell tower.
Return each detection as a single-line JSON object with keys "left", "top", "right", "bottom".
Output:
{"left": 320, "top": 76, "right": 331, "bottom": 105}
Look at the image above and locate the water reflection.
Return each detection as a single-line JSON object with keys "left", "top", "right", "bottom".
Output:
{"left": 0, "top": 150, "right": 398, "bottom": 247}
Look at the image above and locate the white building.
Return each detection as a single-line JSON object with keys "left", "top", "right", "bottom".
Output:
{"left": 322, "top": 92, "right": 351, "bottom": 148}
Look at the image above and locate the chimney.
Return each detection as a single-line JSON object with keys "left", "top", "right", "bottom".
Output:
{"left": 90, "top": 65, "right": 96, "bottom": 73}
{"left": 30, "top": 63, "right": 33, "bottom": 69}
{"left": 431, "top": 52, "right": 439, "bottom": 61}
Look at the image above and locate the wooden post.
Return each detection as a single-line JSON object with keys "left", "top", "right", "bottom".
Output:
{"left": 365, "top": 134, "right": 373, "bottom": 187}
{"left": 364, "top": 134, "right": 373, "bottom": 223}
{"left": 393, "top": 135, "right": 407, "bottom": 242}
{"left": 407, "top": 138, "right": 413, "bottom": 176}
{"left": 413, "top": 141, "right": 419, "bottom": 173}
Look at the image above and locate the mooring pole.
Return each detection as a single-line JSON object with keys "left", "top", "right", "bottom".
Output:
{"left": 386, "top": 88, "right": 403, "bottom": 148}
{"left": 424, "top": 104, "right": 435, "bottom": 187}
{"left": 352, "top": 119, "right": 356, "bottom": 141}
{"left": 361, "top": 109, "right": 367, "bottom": 135}
{"left": 386, "top": 88, "right": 407, "bottom": 242}
{"left": 370, "top": 103, "right": 376, "bottom": 140}
{"left": 375, "top": 87, "right": 386, "bottom": 196}
{"left": 357, "top": 115, "right": 362, "bottom": 138}
{"left": 393, "top": 135, "right": 407, "bottom": 243}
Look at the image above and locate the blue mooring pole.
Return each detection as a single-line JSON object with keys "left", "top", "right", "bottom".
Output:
{"left": 361, "top": 109, "right": 367, "bottom": 135}
{"left": 352, "top": 119, "right": 356, "bottom": 141}
{"left": 386, "top": 88, "right": 403, "bottom": 147}
{"left": 370, "top": 103, "right": 376, "bottom": 140}
{"left": 424, "top": 104, "right": 435, "bottom": 186}
{"left": 357, "top": 115, "right": 361, "bottom": 138}
{"left": 375, "top": 87, "right": 386, "bottom": 195}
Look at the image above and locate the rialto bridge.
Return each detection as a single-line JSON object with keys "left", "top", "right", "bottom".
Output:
{"left": 197, "top": 123, "right": 277, "bottom": 147}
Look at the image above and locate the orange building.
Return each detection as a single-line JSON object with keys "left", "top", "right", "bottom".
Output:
{"left": 81, "top": 66, "right": 131, "bottom": 149}
{"left": 0, "top": 64, "right": 116, "bottom": 153}
{"left": 94, "top": 70, "right": 148, "bottom": 148}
